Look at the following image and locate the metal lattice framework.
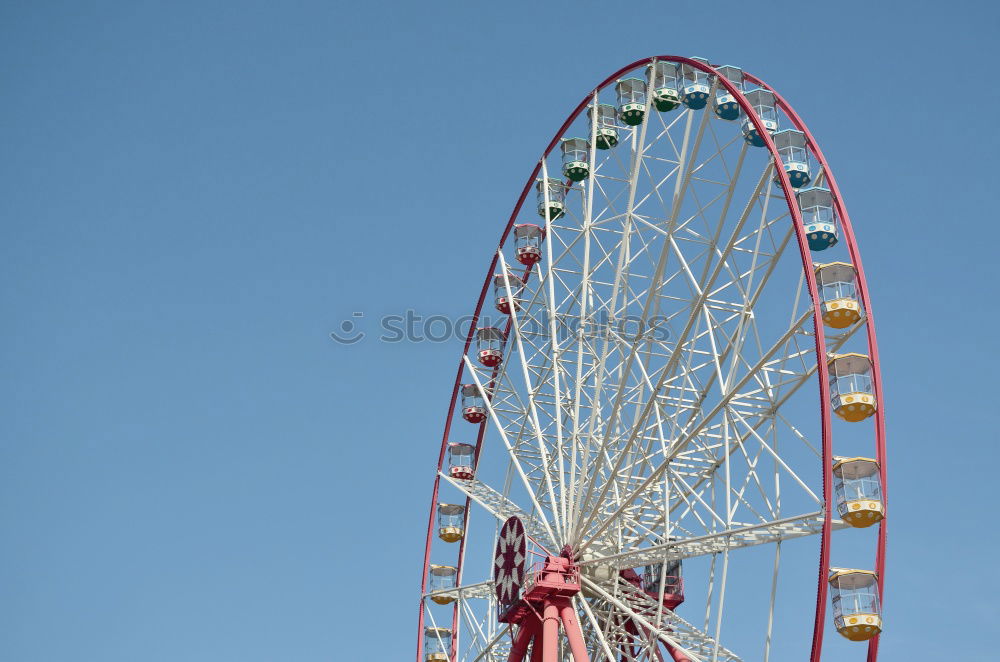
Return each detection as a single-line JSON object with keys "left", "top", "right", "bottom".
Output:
{"left": 417, "top": 56, "right": 887, "bottom": 662}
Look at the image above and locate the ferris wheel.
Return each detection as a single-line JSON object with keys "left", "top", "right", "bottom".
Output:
{"left": 417, "top": 56, "right": 887, "bottom": 662}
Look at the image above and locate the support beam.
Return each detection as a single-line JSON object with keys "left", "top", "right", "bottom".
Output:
{"left": 578, "top": 511, "right": 847, "bottom": 569}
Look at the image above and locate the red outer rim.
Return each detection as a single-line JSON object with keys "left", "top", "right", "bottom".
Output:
{"left": 417, "top": 56, "right": 883, "bottom": 662}
{"left": 748, "top": 77, "right": 888, "bottom": 662}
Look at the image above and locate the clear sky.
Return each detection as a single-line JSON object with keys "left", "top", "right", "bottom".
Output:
{"left": 1, "top": 1, "right": 997, "bottom": 660}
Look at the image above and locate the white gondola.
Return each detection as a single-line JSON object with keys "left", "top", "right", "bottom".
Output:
{"left": 588, "top": 103, "right": 619, "bottom": 150}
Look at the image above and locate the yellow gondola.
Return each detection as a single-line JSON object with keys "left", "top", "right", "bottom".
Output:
{"left": 829, "top": 569, "right": 882, "bottom": 641}
{"left": 833, "top": 457, "right": 884, "bottom": 528}
{"left": 816, "top": 262, "right": 862, "bottom": 328}
{"left": 427, "top": 565, "right": 458, "bottom": 605}
{"left": 424, "top": 627, "right": 452, "bottom": 662}
{"left": 828, "top": 353, "right": 876, "bottom": 422}
{"left": 437, "top": 503, "right": 465, "bottom": 542}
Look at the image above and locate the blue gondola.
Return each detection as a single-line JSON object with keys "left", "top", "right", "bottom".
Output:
{"left": 797, "top": 186, "right": 839, "bottom": 250}
{"left": 714, "top": 65, "right": 744, "bottom": 121}
{"left": 681, "top": 57, "right": 711, "bottom": 110}
{"left": 742, "top": 88, "right": 778, "bottom": 146}
{"left": 773, "top": 129, "right": 812, "bottom": 188}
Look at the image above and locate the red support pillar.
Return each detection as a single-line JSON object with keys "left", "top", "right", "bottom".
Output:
{"left": 505, "top": 557, "right": 590, "bottom": 662}
{"left": 542, "top": 602, "right": 561, "bottom": 662}
{"left": 509, "top": 622, "right": 536, "bottom": 662}
{"left": 559, "top": 601, "right": 590, "bottom": 662}
{"left": 638, "top": 624, "right": 667, "bottom": 662}
{"left": 663, "top": 642, "right": 693, "bottom": 662}
{"left": 530, "top": 630, "right": 543, "bottom": 662}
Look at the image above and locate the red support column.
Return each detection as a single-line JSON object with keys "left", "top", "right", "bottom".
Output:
{"left": 559, "top": 601, "right": 590, "bottom": 662}
{"left": 542, "top": 602, "right": 561, "bottom": 662}
{"left": 509, "top": 622, "right": 536, "bottom": 662}
{"left": 638, "top": 624, "right": 667, "bottom": 662}
{"left": 530, "top": 630, "right": 542, "bottom": 662}
{"left": 507, "top": 557, "right": 590, "bottom": 662}
{"left": 663, "top": 641, "right": 693, "bottom": 662}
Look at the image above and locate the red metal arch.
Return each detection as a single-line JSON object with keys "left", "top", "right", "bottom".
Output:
{"left": 417, "top": 56, "right": 884, "bottom": 662}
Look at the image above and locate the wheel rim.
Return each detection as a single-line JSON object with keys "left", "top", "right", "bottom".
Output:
{"left": 417, "top": 56, "right": 886, "bottom": 662}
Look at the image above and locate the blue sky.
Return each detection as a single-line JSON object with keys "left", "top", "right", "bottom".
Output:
{"left": 1, "top": 1, "right": 997, "bottom": 660}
